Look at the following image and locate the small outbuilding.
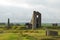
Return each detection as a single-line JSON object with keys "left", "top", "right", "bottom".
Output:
{"left": 25, "top": 23, "right": 32, "bottom": 29}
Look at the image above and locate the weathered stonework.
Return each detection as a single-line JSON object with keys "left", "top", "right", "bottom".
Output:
{"left": 25, "top": 23, "right": 32, "bottom": 29}
{"left": 7, "top": 18, "right": 11, "bottom": 29}
{"left": 46, "top": 30, "right": 58, "bottom": 36}
{"left": 31, "top": 11, "right": 41, "bottom": 29}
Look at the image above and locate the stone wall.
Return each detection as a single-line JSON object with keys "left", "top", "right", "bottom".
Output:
{"left": 31, "top": 11, "right": 41, "bottom": 29}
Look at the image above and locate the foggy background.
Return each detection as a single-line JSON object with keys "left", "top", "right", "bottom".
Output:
{"left": 0, "top": 0, "right": 60, "bottom": 23}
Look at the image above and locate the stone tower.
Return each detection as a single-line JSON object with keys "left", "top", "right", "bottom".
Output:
{"left": 7, "top": 18, "right": 10, "bottom": 29}
{"left": 31, "top": 11, "right": 41, "bottom": 29}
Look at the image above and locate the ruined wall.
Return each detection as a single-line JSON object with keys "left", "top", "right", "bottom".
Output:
{"left": 31, "top": 11, "right": 41, "bottom": 29}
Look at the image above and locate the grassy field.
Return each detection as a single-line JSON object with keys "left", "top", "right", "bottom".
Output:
{"left": 0, "top": 29, "right": 60, "bottom": 40}
{"left": 0, "top": 24, "right": 60, "bottom": 40}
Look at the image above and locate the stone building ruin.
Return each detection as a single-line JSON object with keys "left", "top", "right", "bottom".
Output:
{"left": 25, "top": 11, "right": 41, "bottom": 29}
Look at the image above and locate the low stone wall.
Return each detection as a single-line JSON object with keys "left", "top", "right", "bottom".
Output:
{"left": 46, "top": 30, "right": 58, "bottom": 36}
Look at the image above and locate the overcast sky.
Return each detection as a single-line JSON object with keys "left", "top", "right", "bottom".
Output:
{"left": 0, "top": 0, "right": 60, "bottom": 23}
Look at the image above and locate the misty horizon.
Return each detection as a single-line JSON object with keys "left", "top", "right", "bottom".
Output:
{"left": 0, "top": 0, "right": 60, "bottom": 23}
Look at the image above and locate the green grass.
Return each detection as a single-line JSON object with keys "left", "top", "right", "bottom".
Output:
{"left": 0, "top": 24, "right": 60, "bottom": 40}
{"left": 0, "top": 33, "right": 18, "bottom": 40}
{"left": 0, "top": 29, "right": 60, "bottom": 40}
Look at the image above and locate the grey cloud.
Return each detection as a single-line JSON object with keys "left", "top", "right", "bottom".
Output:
{"left": 0, "top": 6, "right": 32, "bottom": 23}
{"left": 25, "top": 0, "right": 60, "bottom": 9}
{"left": 0, "top": 0, "right": 60, "bottom": 23}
